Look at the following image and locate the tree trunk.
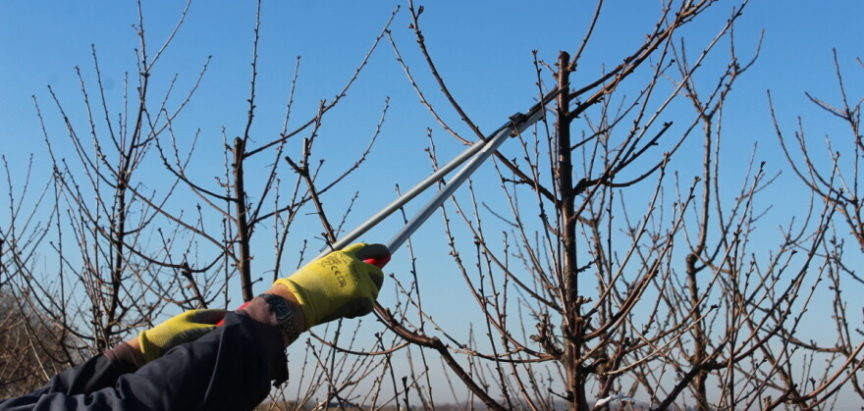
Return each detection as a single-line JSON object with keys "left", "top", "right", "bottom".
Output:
{"left": 233, "top": 137, "right": 254, "bottom": 302}
{"left": 555, "top": 51, "right": 588, "bottom": 411}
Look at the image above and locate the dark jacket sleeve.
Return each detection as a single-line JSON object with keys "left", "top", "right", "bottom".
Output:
{"left": 0, "top": 311, "right": 287, "bottom": 411}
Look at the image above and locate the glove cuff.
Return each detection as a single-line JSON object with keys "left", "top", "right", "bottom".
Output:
{"left": 104, "top": 341, "right": 146, "bottom": 370}
{"left": 273, "top": 278, "right": 317, "bottom": 327}
{"left": 137, "top": 331, "right": 160, "bottom": 363}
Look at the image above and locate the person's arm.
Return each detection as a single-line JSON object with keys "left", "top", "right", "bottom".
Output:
{"left": 0, "top": 347, "right": 139, "bottom": 409}
{"left": 0, "top": 300, "right": 294, "bottom": 411}
{"left": 0, "top": 308, "right": 229, "bottom": 406}
{"left": 0, "top": 242, "right": 386, "bottom": 411}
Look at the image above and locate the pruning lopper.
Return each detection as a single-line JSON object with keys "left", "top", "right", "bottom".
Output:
{"left": 339, "top": 87, "right": 562, "bottom": 268}
{"left": 219, "top": 87, "right": 562, "bottom": 321}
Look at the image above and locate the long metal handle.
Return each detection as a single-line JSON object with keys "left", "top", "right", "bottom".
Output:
{"left": 323, "top": 87, "right": 562, "bottom": 259}
{"left": 323, "top": 128, "right": 505, "bottom": 256}
{"left": 386, "top": 126, "right": 509, "bottom": 253}
{"left": 385, "top": 93, "right": 554, "bottom": 254}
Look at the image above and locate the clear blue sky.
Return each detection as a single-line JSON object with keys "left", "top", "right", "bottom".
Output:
{"left": 2, "top": 1, "right": 861, "bottom": 203}
{"left": 2, "top": 0, "right": 864, "bottom": 406}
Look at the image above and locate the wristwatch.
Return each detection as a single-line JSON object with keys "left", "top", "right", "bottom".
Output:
{"left": 259, "top": 293, "right": 300, "bottom": 343}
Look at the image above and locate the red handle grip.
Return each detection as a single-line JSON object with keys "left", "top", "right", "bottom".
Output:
{"left": 363, "top": 254, "right": 390, "bottom": 268}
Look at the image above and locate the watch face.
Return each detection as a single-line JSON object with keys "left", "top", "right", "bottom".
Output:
{"left": 263, "top": 294, "right": 294, "bottom": 328}
{"left": 274, "top": 302, "right": 290, "bottom": 320}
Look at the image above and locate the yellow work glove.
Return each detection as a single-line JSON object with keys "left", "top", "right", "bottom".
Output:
{"left": 138, "top": 309, "right": 228, "bottom": 363}
{"left": 274, "top": 243, "right": 389, "bottom": 328}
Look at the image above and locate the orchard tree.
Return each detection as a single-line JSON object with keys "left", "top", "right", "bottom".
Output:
{"left": 2, "top": 1, "right": 863, "bottom": 410}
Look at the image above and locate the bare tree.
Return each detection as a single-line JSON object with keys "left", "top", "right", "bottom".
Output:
{"left": 370, "top": 1, "right": 862, "bottom": 410}
{"left": 4, "top": 1, "right": 864, "bottom": 411}
{"left": 770, "top": 49, "right": 864, "bottom": 408}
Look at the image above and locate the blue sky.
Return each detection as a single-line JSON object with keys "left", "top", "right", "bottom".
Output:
{"left": 2, "top": 0, "right": 864, "bottom": 406}
{"left": 2, "top": 1, "right": 861, "bottom": 194}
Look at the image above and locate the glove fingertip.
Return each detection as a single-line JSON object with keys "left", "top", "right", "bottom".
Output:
{"left": 355, "top": 243, "right": 390, "bottom": 261}
{"left": 341, "top": 242, "right": 368, "bottom": 256}
{"left": 347, "top": 298, "right": 374, "bottom": 318}
{"left": 369, "top": 268, "right": 385, "bottom": 291}
{"left": 194, "top": 309, "right": 229, "bottom": 324}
